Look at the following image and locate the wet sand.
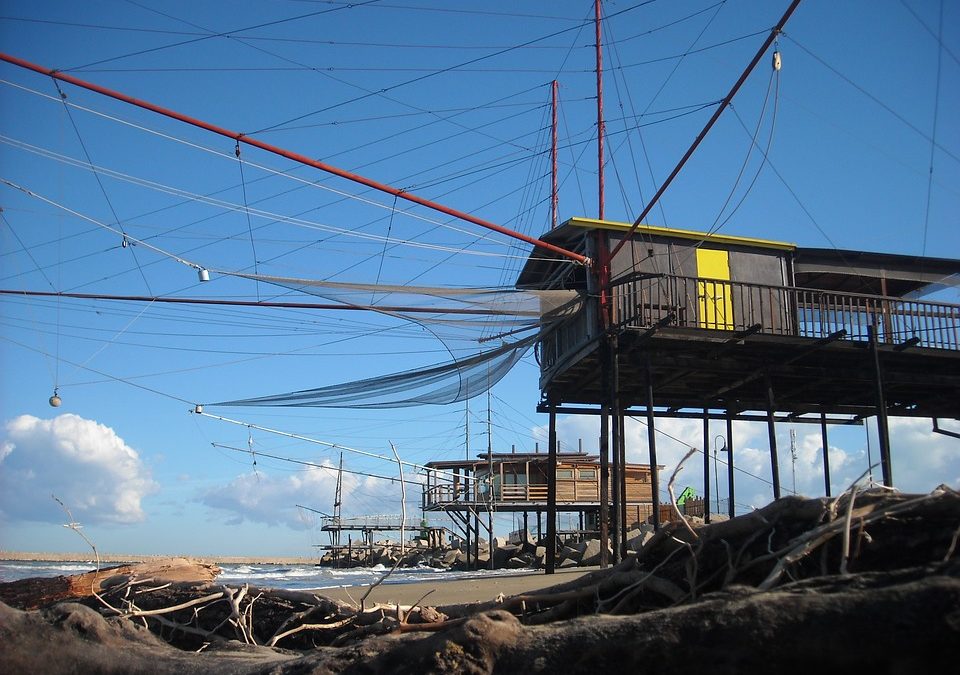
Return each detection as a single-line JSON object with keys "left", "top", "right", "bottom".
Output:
{"left": 315, "top": 567, "right": 594, "bottom": 607}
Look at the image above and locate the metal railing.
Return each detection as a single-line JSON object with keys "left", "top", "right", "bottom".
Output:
{"left": 612, "top": 274, "right": 959, "bottom": 349}
{"left": 540, "top": 274, "right": 960, "bottom": 352}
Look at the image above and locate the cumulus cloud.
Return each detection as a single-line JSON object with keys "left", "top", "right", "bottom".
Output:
{"left": 0, "top": 413, "right": 158, "bottom": 525}
{"left": 200, "top": 461, "right": 406, "bottom": 530}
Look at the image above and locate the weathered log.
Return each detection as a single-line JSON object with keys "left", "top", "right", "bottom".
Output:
{"left": 0, "top": 557, "right": 219, "bottom": 610}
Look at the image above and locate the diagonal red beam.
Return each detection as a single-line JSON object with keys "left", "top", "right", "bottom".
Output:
{"left": 609, "top": 0, "right": 802, "bottom": 261}
{"left": 0, "top": 52, "right": 589, "bottom": 266}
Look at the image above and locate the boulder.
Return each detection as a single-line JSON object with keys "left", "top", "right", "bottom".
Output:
{"left": 580, "top": 539, "right": 612, "bottom": 566}
{"left": 626, "top": 530, "right": 653, "bottom": 552}
{"left": 493, "top": 544, "right": 521, "bottom": 568}
{"left": 558, "top": 545, "right": 582, "bottom": 563}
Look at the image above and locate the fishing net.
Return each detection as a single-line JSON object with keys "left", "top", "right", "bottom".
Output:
{"left": 209, "top": 333, "right": 536, "bottom": 408}
{"left": 205, "top": 272, "right": 583, "bottom": 408}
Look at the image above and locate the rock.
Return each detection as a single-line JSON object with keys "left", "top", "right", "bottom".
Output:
{"left": 559, "top": 545, "right": 581, "bottom": 562}
{"left": 505, "top": 557, "right": 529, "bottom": 569}
{"left": 493, "top": 544, "right": 521, "bottom": 568}
{"left": 579, "top": 539, "right": 601, "bottom": 565}
{"left": 626, "top": 531, "right": 653, "bottom": 552}
{"left": 442, "top": 549, "right": 461, "bottom": 566}
{"left": 559, "top": 558, "right": 580, "bottom": 568}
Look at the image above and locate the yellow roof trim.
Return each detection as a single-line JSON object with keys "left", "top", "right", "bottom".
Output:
{"left": 564, "top": 217, "right": 796, "bottom": 251}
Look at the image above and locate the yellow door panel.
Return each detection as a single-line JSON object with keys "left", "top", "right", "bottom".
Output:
{"left": 696, "top": 248, "right": 733, "bottom": 329}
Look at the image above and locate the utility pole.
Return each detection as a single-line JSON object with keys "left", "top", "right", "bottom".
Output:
{"left": 487, "top": 388, "right": 495, "bottom": 570}
{"left": 789, "top": 429, "right": 798, "bottom": 495}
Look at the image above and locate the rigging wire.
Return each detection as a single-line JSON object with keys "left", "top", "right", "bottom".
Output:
{"left": 727, "top": 107, "right": 840, "bottom": 251}
{"left": 235, "top": 141, "right": 261, "bottom": 300}
{"left": 1, "top": 333, "right": 195, "bottom": 405}
{"left": 195, "top": 410, "right": 479, "bottom": 483}
{"left": 921, "top": 0, "right": 944, "bottom": 258}
{"left": 784, "top": 35, "right": 959, "bottom": 165}
{"left": 51, "top": 79, "right": 154, "bottom": 295}
{"left": 250, "top": 1, "right": 658, "bottom": 135}
{"left": 699, "top": 60, "right": 779, "bottom": 241}
{"left": 63, "top": 0, "right": 384, "bottom": 72}
{"left": 0, "top": 156, "right": 528, "bottom": 262}
{"left": 210, "top": 443, "right": 422, "bottom": 486}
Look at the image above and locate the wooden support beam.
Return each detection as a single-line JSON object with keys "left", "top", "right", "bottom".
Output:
{"left": 546, "top": 402, "right": 558, "bottom": 574}
{"left": 869, "top": 323, "right": 893, "bottom": 487}
{"left": 609, "top": 334, "right": 622, "bottom": 562}
{"left": 820, "top": 412, "right": 832, "bottom": 497}
{"left": 766, "top": 374, "right": 782, "bottom": 500}
{"left": 541, "top": 404, "right": 861, "bottom": 426}
{"left": 703, "top": 407, "right": 711, "bottom": 524}
{"left": 706, "top": 330, "right": 847, "bottom": 400}
{"left": 726, "top": 411, "right": 736, "bottom": 519}
{"left": 646, "top": 359, "right": 661, "bottom": 530}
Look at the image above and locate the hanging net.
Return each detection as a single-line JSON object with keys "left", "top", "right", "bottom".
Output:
{"left": 209, "top": 333, "right": 537, "bottom": 408}
{"left": 216, "top": 272, "right": 582, "bottom": 336}
{"left": 204, "top": 271, "right": 583, "bottom": 408}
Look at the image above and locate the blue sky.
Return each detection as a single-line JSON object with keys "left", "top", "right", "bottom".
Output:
{"left": 1, "top": 0, "right": 958, "bottom": 557}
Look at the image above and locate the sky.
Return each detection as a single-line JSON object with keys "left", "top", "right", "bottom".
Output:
{"left": 0, "top": 0, "right": 958, "bottom": 557}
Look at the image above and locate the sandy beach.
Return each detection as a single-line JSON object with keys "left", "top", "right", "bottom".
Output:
{"left": 316, "top": 567, "right": 593, "bottom": 607}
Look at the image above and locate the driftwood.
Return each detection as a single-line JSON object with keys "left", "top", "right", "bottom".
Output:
{"left": 2, "top": 487, "right": 959, "bottom": 673}
{"left": 0, "top": 557, "right": 219, "bottom": 610}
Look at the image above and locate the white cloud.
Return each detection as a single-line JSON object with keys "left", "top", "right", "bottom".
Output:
{"left": 886, "top": 418, "right": 960, "bottom": 492}
{"left": 0, "top": 414, "right": 158, "bottom": 525}
{"left": 533, "top": 412, "right": 959, "bottom": 515}
{"left": 200, "top": 461, "right": 405, "bottom": 529}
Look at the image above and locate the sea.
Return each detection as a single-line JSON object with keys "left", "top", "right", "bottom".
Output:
{"left": 0, "top": 559, "right": 531, "bottom": 590}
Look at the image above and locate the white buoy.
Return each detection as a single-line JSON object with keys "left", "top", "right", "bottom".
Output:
{"left": 49, "top": 393, "right": 62, "bottom": 407}
{"left": 198, "top": 268, "right": 210, "bottom": 282}
{"left": 194, "top": 404, "right": 204, "bottom": 414}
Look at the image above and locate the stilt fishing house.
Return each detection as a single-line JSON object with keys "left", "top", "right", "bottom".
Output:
{"left": 517, "top": 217, "right": 960, "bottom": 570}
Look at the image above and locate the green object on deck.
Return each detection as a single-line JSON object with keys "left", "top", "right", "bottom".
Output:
{"left": 677, "top": 486, "right": 696, "bottom": 507}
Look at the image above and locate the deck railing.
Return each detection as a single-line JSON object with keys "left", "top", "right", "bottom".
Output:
{"left": 540, "top": 275, "right": 959, "bottom": 369}
{"left": 423, "top": 479, "right": 623, "bottom": 507}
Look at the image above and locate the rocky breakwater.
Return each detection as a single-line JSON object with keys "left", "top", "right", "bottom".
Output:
{"left": 318, "top": 519, "right": 710, "bottom": 571}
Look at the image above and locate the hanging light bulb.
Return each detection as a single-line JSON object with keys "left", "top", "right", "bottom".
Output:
{"left": 198, "top": 268, "right": 210, "bottom": 282}
{"left": 49, "top": 389, "right": 62, "bottom": 407}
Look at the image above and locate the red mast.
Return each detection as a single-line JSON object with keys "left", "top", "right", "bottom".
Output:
{"left": 595, "top": 0, "right": 605, "bottom": 221}
{"left": 551, "top": 80, "right": 559, "bottom": 230}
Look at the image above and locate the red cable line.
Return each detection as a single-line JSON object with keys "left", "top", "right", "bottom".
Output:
{"left": 0, "top": 288, "right": 536, "bottom": 316}
{"left": 0, "top": 52, "right": 589, "bottom": 267}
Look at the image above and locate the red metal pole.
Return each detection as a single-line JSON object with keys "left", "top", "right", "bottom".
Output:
{"left": 0, "top": 52, "right": 589, "bottom": 266}
{"left": 0, "top": 288, "right": 526, "bottom": 315}
{"left": 595, "top": 0, "right": 605, "bottom": 222}
{"left": 609, "top": 0, "right": 803, "bottom": 261}
{"left": 551, "top": 80, "right": 559, "bottom": 230}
